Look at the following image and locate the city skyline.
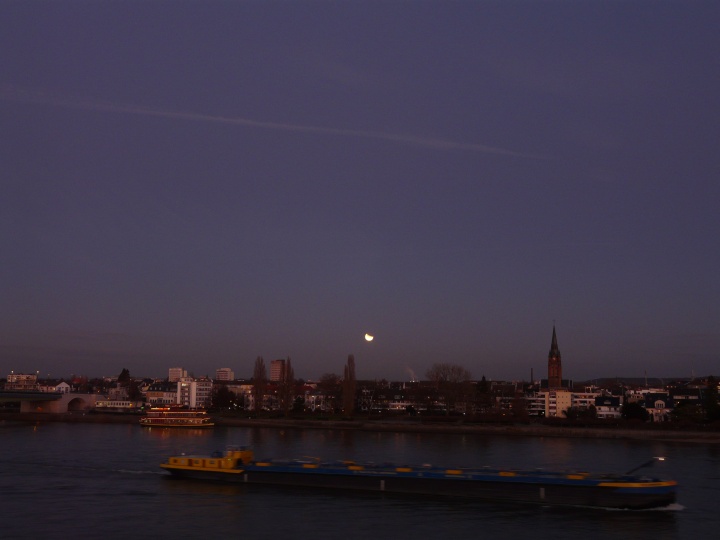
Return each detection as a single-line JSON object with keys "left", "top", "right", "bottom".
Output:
{"left": 2, "top": 2, "right": 718, "bottom": 383}
{"left": 2, "top": 324, "right": 711, "bottom": 385}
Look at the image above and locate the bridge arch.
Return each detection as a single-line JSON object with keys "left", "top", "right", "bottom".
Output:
{"left": 18, "top": 393, "right": 99, "bottom": 413}
{"left": 67, "top": 397, "right": 91, "bottom": 412}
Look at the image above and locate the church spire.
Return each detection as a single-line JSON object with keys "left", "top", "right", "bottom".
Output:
{"left": 547, "top": 325, "right": 563, "bottom": 388}
{"left": 549, "top": 325, "right": 560, "bottom": 358}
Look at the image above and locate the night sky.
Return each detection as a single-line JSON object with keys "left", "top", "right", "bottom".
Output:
{"left": 2, "top": 1, "right": 718, "bottom": 382}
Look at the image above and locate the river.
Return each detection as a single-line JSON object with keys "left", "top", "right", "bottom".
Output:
{"left": 1, "top": 421, "right": 717, "bottom": 539}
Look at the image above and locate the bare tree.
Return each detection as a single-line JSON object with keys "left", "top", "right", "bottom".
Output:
{"left": 425, "top": 362, "right": 472, "bottom": 413}
{"left": 252, "top": 356, "right": 267, "bottom": 413}
{"left": 318, "top": 373, "right": 341, "bottom": 412}
{"left": 343, "top": 354, "right": 357, "bottom": 416}
{"left": 279, "top": 357, "right": 295, "bottom": 416}
{"left": 318, "top": 373, "right": 341, "bottom": 393}
{"left": 474, "top": 375, "right": 493, "bottom": 414}
{"left": 426, "top": 363, "right": 472, "bottom": 384}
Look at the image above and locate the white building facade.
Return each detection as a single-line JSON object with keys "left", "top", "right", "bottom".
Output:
{"left": 146, "top": 382, "right": 178, "bottom": 406}
{"left": 595, "top": 396, "right": 622, "bottom": 419}
{"left": 177, "top": 377, "right": 213, "bottom": 408}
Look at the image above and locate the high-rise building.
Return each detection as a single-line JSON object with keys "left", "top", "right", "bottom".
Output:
{"left": 269, "top": 359, "right": 285, "bottom": 382}
{"left": 168, "top": 367, "right": 187, "bottom": 382}
{"left": 215, "top": 368, "right": 235, "bottom": 381}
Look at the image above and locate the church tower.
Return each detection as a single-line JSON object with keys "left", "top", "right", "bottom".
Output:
{"left": 547, "top": 325, "right": 563, "bottom": 388}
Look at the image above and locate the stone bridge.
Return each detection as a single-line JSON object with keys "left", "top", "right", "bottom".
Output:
{"left": 0, "top": 391, "right": 99, "bottom": 413}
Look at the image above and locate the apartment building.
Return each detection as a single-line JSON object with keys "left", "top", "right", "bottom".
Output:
{"left": 215, "top": 368, "right": 235, "bottom": 381}
{"left": 177, "top": 377, "right": 213, "bottom": 408}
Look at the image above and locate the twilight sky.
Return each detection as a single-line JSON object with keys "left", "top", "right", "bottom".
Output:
{"left": 1, "top": 1, "right": 718, "bottom": 383}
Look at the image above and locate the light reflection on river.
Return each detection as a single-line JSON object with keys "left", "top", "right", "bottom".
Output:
{"left": 1, "top": 421, "right": 717, "bottom": 539}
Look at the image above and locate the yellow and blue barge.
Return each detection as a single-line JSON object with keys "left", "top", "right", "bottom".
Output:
{"left": 160, "top": 447, "right": 677, "bottom": 510}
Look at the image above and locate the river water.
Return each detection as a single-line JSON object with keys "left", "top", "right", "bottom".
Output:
{"left": 1, "top": 421, "right": 717, "bottom": 539}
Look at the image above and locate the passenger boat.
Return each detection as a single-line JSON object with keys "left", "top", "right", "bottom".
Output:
{"left": 139, "top": 407, "right": 214, "bottom": 428}
{"left": 160, "top": 447, "right": 677, "bottom": 509}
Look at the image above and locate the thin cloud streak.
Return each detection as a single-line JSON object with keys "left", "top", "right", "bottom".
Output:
{"left": 1, "top": 84, "right": 546, "bottom": 159}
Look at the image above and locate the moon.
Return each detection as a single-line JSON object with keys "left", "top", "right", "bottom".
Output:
{"left": 364, "top": 333, "right": 374, "bottom": 342}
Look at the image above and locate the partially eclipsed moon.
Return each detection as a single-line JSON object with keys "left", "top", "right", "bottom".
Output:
{"left": 364, "top": 333, "right": 374, "bottom": 342}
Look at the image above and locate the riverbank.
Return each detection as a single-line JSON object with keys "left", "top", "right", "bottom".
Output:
{"left": 2, "top": 411, "right": 720, "bottom": 443}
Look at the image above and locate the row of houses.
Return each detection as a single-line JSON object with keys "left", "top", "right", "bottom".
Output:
{"left": 95, "top": 377, "right": 214, "bottom": 411}
{"left": 518, "top": 388, "right": 675, "bottom": 421}
{"left": 346, "top": 385, "right": 677, "bottom": 421}
{"left": 3, "top": 372, "right": 214, "bottom": 412}
{"left": 4, "top": 370, "right": 709, "bottom": 421}
{"left": 5, "top": 373, "right": 73, "bottom": 394}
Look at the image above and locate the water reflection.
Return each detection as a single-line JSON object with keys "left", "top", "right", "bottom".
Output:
{"left": 142, "top": 427, "right": 216, "bottom": 439}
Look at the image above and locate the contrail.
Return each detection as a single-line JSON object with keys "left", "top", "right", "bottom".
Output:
{"left": 0, "top": 84, "right": 545, "bottom": 159}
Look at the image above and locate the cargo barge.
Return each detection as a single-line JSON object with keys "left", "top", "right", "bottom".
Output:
{"left": 160, "top": 447, "right": 676, "bottom": 510}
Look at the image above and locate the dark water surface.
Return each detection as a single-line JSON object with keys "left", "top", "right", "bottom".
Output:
{"left": 1, "top": 422, "right": 717, "bottom": 539}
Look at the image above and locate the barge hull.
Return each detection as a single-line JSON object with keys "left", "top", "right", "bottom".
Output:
{"left": 164, "top": 468, "right": 676, "bottom": 510}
